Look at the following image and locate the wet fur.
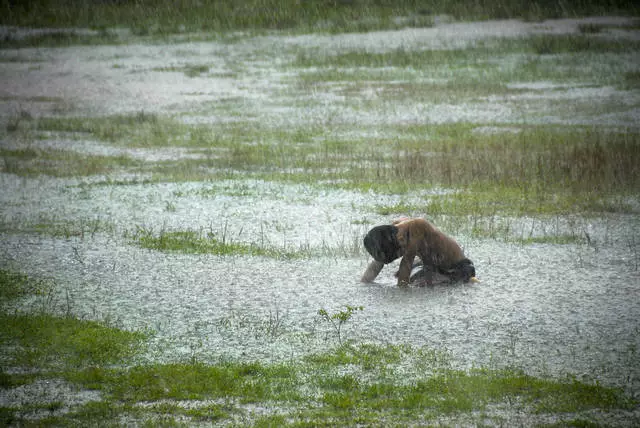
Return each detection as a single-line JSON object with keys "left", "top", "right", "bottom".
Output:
{"left": 395, "top": 218, "right": 475, "bottom": 286}
{"left": 409, "top": 258, "right": 476, "bottom": 284}
{"left": 363, "top": 224, "right": 401, "bottom": 264}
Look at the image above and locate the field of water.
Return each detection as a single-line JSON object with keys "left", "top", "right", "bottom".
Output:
{"left": 1, "top": 13, "right": 640, "bottom": 425}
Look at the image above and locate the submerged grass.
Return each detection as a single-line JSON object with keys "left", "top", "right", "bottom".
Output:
{"left": 0, "top": 269, "right": 147, "bottom": 370}
{"left": 130, "top": 228, "right": 303, "bottom": 259}
{"left": 6, "top": 114, "right": 638, "bottom": 216}
{"left": 128, "top": 226, "right": 361, "bottom": 259}
{"left": 1, "top": 270, "right": 637, "bottom": 426}
{"left": 295, "top": 34, "right": 640, "bottom": 89}
{"left": 294, "top": 35, "right": 640, "bottom": 69}
{"left": 0, "top": 147, "right": 140, "bottom": 178}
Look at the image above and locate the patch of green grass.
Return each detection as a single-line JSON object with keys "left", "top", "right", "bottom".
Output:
{"left": 129, "top": 227, "right": 306, "bottom": 259}
{"left": 0, "top": 147, "right": 140, "bottom": 177}
{"left": 527, "top": 33, "right": 637, "bottom": 55}
{"left": 515, "top": 234, "right": 585, "bottom": 245}
{"left": 0, "top": 313, "right": 147, "bottom": 369}
{"left": 293, "top": 35, "right": 640, "bottom": 90}
{"left": 305, "top": 342, "right": 412, "bottom": 370}
{"left": 312, "top": 365, "right": 633, "bottom": 417}
{"left": 624, "top": 71, "right": 640, "bottom": 89}
{"left": 293, "top": 46, "right": 479, "bottom": 69}
{"left": 33, "top": 112, "right": 170, "bottom": 144}
{"left": 153, "top": 64, "right": 210, "bottom": 77}
{"left": 0, "top": 29, "right": 120, "bottom": 49}
{"left": 61, "top": 343, "right": 635, "bottom": 425}
{"left": 30, "top": 113, "right": 279, "bottom": 149}
{"left": 129, "top": 226, "right": 364, "bottom": 259}
{"left": 0, "top": 269, "right": 32, "bottom": 302}
{"left": 369, "top": 127, "right": 639, "bottom": 210}
{"left": 74, "top": 361, "right": 299, "bottom": 403}
{"left": 2, "top": 0, "right": 637, "bottom": 37}
{"left": 1, "top": 268, "right": 635, "bottom": 428}
{"left": 376, "top": 185, "right": 635, "bottom": 218}
{"left": 27, "top": 217, "right": 115, "bottom": 240}
{"left": 293, "top": 36, "right": 640, "bottom": 69}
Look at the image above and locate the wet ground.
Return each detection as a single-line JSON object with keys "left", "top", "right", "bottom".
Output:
{"left": 1, "top": 15, "right": 640, "bottom": 403}
{"left": 1, "top": 175, "right": 638, "bottom": 394}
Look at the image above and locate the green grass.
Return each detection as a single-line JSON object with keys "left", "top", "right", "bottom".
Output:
{"left": 0, "top": 269, "right": 147, "bottom": 370}
{"left": 0, "top": 147, "right": 140, "bottom": 177}
{"left": 72, "top": 361, "right": 299, "bottom": 402}
{"left": 293, "top": 35, "right": 640, "bottom": 88}
{"left": 624, "top": 71, "right": 640, "bottom": 89}
{"left": 293, "top": 35, "right": 640, "bottom": 70}
{"left": 0, "top": 28, "right": 120, "bottom": 49}
{"left": 152, "top": 63, "right": 211, "bottom": 77}
{"left": 6, "top": 113, "right": 638, "bottom": 216}
{"left": 61, "top": 343, "right": 636, "bottom": 425}
{"left": 0, "top": 269, "right": 32, "bottom": 302}
{"left": 376, "top": 186, "right": 635, "bottom": 218}
{"left": 128, "top": 227, "right": 362, "bottom": 258}
{"left": 0, "top": 313, "right": 147, "bottom": 368}
{"left": 1, "top": 270, "right": 637, "bottom": 426}
{"left": 130, "top": 228, "right": 296, "bottom": 258}
{"left": 1, "top": 0, "right": 638, "bottom": 39}
{"left": 30, "top": 112, "right": 175, "bottom": 145}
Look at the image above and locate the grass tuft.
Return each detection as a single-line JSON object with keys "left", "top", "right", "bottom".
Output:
{"left": 0, "top": 269, "right": 32, "bottom": 302}
{"left": 129, "top": 227, "right": 305, "bottom": 259}
{"left": 0, "top": 313, "right": 147, "bottom": 369}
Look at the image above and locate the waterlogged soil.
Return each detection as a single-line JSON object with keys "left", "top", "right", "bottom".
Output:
{"left": 2, "top": 17, "right": 640, "bottom": 125}
{"left": 1, "top": 16, "right": 640, "bottom": 422}
{"left": 1, "top": 175, "right": 639, "bottom": 391}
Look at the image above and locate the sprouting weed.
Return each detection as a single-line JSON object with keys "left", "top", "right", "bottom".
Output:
{"left": 317, "top": 305, "right": 364, "bottom": 345}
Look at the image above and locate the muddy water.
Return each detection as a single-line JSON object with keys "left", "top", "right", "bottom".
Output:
{"left": 1, "top": 175, "right": 639, "bottom": 395}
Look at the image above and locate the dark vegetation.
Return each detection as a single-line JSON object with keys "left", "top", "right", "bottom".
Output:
{"left": 1, "top": 0, "right": 638, "bottom": 38}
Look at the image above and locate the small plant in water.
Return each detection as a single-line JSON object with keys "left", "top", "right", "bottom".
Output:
{"left": 318, "top": 305, "right": 364, "bottom": 345}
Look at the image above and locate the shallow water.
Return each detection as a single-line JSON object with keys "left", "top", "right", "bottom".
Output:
{"left": 1, "top": 17, "right": 640, "bottom": 403}
{"left": 1, "top": 175, "right": 639, "bottom": 396}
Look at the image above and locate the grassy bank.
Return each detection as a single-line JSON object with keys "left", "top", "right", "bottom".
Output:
{"left": 1, "top": 269, "right": 636, "bottom": 426}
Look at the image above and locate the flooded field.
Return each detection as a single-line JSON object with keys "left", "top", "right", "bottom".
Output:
{"left": 1, "top": 176, "right": 639, "bottom": 385}
{"left": 1, "top": 13, "right": 640, "bottom": 425}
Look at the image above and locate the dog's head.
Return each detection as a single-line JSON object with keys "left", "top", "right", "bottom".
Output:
{"left": 444, "top": 258, "right": 478, "bottom": 283}
{"left": 363, "top": 225, "right": 402, "bottom": 264}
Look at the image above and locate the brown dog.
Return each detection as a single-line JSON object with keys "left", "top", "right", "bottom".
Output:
{"left": 395, "top": 218, "right": 478, "bottom": 286}
{"left": 361, "top": 218, "right": 478, "bottom": 286}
